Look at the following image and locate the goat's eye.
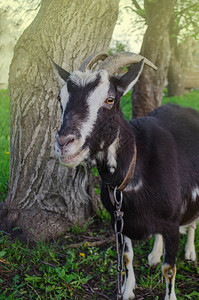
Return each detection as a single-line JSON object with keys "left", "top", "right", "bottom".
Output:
{"left": 105, "top": 97, "right": 114, "bottom": 105}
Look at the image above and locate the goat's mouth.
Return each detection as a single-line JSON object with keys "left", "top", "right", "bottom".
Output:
{"left": 59, "top": 147, "right": 89, "bottom": 167}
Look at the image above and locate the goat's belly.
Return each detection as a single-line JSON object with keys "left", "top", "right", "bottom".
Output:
{"left": 122, "top": 216, "right": 153, "bottom": 240}
{"left": 180, "top": 196, "right": 199, "bottom": 225}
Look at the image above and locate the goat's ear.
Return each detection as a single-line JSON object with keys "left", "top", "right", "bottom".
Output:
{"left": 50, "top": 58, "right": 70, "bottom": 87}
{"left": 117, "top": 59, "right": 145, "bottom": 96}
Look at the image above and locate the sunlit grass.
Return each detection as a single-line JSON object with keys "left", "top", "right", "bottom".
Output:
{"left": 163, "top": 89, "right": 199, "bottom": 110}
{"left": 121, "top": 89, "right": 199, "bottom": 120}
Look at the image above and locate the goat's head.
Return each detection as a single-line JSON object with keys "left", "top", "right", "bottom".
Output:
{"left": 52, "top": 52, "right": 157, "bottom": 167}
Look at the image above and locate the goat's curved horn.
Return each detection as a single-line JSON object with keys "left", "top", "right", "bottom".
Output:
{"left": 79, "top": 52, "right": 108, "bottom": 71}
{"left": 99, "top": 52, "right": 157, "bottom": 75}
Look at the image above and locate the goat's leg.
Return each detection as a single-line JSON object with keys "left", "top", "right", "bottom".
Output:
{"left": 148, "top": 234, "right": 163, "bottom": 267}
{"left": 162, "top": 229, "right": 179, "bottom": 300}
{"left": 122, "top": 235, "right": 136, "bottom": 300}
{"left": 185, "top": 221, "right": 196, "bottom": 261}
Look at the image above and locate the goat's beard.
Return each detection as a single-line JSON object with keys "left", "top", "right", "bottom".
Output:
{"left": 69, "top": 163, "right": 92, "bottom": 203}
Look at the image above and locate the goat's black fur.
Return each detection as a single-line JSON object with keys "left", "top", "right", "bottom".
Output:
{"left": 53, "top": 58, "right": 199, "bottom": 299}
{"left": 98, "top": 102, "right": 199, "bottom": 272}
{"left": 101, "top": 104, "right": 199, "bottom": 240}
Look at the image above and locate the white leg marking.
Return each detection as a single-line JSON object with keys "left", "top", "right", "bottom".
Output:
{"left": 162, "top": 263, "right": 177, "bottom": 300}
{"left": 185, "top": 221, "right": 196, "bottom": 261}
{"left": 122, "top": 236, "right": 136, "bottom": 300}
{"left": 148, "top": 234, "right": 163, "bottom": 267}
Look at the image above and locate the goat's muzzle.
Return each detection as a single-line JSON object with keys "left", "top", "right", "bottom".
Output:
{"left": 56, "top": 134, "right": 76, "bottom": 150}
{"left": 55, "top": 134, "right": 89, "bottom": 168}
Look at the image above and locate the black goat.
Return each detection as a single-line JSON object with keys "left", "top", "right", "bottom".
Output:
{"left": 52, "top": 52, "right": 199, "bottom": 300}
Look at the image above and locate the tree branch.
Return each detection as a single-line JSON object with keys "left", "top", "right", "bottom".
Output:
{"left": 67, "top": 237, "right": 114, "bottom": 248}
{"left": 175, "top": 2, "right": 198, "bottom": 17}
{"left": 125, "top": 0, "right": 146, "bottom": 19}
{"left": 132, "top": 0, "right": 142, "bottom": 11}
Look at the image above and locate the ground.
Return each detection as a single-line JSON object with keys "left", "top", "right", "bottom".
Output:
{"left": 0, "top": 213, "right": 198, "bottom": 299}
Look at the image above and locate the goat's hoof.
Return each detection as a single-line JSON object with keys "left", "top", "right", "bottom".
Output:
{"left": 185, "top": 248, "right": 196, "bottom": 261}
{"left": 148, "top": 252, "right": 161, "bottom": 268}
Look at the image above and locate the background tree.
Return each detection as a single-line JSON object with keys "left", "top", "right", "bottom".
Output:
{"left": 0, "top": 0, "right": 40, "bottom": 88}
{"left": 168, "top": 1, "right": 199, "bottom": 96}
{"left": 0, "top": 0, "right": 119, "bottom": 241}
{"left": 127, "top": 0, "right": 199, "bottom": 117}
{"left": 130, "top": 0, "right": 176, "bottom": 118}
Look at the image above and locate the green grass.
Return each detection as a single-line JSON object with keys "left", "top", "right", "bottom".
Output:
{"left": 121, "top": 89, "right": 199, "bottom": 120}
{"left": 163, "top": 89, "right": 199, "bottom": 110}
{"left": 0, "top": 224, "right": 198, "bottom": 299}
{"left": 0, "top": 89, "right": 199, "bottom": 299}
{"left": 0, "top": 221, "right": 118, "bottom": 299}
{"left": 0, "top": 90, "right": 10, "bottom": 201}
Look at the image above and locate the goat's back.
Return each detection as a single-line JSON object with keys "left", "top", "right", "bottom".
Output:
{"left": 148, "top": 103, "right": 199, "bottom": 178}
{"left": 148, "top": 103, "right": 199, "bottom": 224}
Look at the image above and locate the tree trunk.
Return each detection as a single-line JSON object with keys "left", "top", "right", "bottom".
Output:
{"left": 168, "top": 53, "right": 184, "bottom": 96}
{"left": 168, "top": 37, "right": 196, "bottom": 97}
{"left": 132, "top": 0, "right": 176, "bottom": 118}
{"left": 1, "top": 0, "right": 119, "bottom": 241}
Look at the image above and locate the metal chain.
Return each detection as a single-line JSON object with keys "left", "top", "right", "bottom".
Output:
{"left": 113, "top": 187, "right": 125, "bottom": 300}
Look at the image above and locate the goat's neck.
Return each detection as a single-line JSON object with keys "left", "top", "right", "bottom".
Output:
{"left": 96, "top": 118, "right": 136, "bottom": 187}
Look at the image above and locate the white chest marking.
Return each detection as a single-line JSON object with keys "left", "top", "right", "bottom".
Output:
{"left": 124, "top": 179, "right": 143, "bottom": 192}
{"left": 107, "top": 132, "right": 119, "bottom": 173}
{"left": 96, "top": 151, "right": 104, "bottom": 161}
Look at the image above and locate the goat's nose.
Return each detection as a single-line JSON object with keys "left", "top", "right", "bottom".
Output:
{"left": 57, "top": 134, "right": 76, "bottom": 148}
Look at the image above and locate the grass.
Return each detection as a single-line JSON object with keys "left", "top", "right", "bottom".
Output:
{"left": 0, "top": 222, "right": 198, "bottom": 299}
{"left": 162, "top": 89, "right": 199, "bottom": 110}
{"left": 0, "top": 90, "right": 10, "bottom": 201}
{"left": 0, "top": 89, "right": 199, "bottom": 299}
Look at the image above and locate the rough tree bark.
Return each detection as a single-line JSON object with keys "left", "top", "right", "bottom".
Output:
{"left": 168, "top": 51, "right": 185, "bottom": 96}
{"left": 0, "top": 0, "right": 119, "bottom": 241}
{"left": 132, "top": 0, "right": 176, "bottom": 118}
{"left": 168, "top": 37, "right": 196, "bottom": 96}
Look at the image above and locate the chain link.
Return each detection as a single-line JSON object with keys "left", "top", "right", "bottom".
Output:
{"left": 113, "top": 187, "right": 125, "bottom": 300}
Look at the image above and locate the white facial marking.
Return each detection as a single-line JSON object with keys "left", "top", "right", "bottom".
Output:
{"left": 78, "top": 70, "right": 110, "bottom": 144}
{"left": 192, "top": 186, "right": 199, "bottom": 201}
{"left": 107, "top": 131, "right": 120, "bottom": 173}
{"left": 122, "top": 236, "right": 136, "bottom": 300}
{"left": 60, "top": 84, "right": 70, "bottom": 123}
{"left": 70, "top": 70, "right": 98, "bottom": 86}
